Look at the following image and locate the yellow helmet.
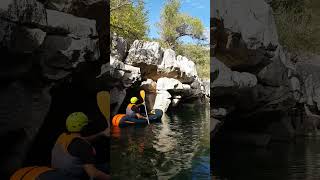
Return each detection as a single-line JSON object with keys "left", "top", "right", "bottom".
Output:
{"left": 66, "top": 112, "right": 89, "bottom": 132}
{"left": 130, "top": 97, "right": 138, "bottom": 104}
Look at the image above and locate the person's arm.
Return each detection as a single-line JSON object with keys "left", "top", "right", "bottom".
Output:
{"left": 132, "top": 105, "right": 146, "bottom": 119}
{"left": 68, "top": 138, "right": 110, "bottom": 179}
{"left": 83, "top": 164, "right": 110, "bottom": 180}
{"left": 136, "top": 113, "right": 146, "bottom": 120}
{"left": 84, "top": 128, "right": 110, "bottom": 141}
{"left": 136, "top": 103, "right": 144, "bottom": 107}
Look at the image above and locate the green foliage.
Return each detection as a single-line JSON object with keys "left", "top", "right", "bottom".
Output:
{"left": 271, "top": 0, "right": 320, "bottom": 53}
{"left": 176, "top": 44, "right": 210, "bottom": 78}
{"left": 110, "top": 0, "right": 149, "bottom": 43}
{"left": 271, "top": 0, "right": 306, "bottom": 13}
{"left": 157, "top": 0, "right": 205, "bottom": 49}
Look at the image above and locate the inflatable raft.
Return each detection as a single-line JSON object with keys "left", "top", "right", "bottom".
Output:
{"left": 112, "top": 109, "right": 163, "bottom": 127}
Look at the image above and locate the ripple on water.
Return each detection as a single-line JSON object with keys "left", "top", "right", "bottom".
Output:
{"left": 111, "top": 105, "right": 210, "bottom": 179}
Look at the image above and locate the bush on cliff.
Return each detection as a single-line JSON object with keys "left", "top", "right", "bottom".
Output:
{"left": 271, "top": 0, "right": 320, "bottom": 53}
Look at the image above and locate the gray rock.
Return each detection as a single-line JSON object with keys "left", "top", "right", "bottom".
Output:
{"left": 0, "top": 0, "right": 47, "bottom": 26}
{"left": 111, "top": 33, "right": 128, "bottom": 61}
{"left": 258, "top": 56, "right": 288, "bottom": 86}
{"left": 0, "top": 21, "right": 46, "bottom": 53}
{"left": 297, "top": 58, "right": 320, "bottom": 110}
{"left": 0, "top": 82, "right": 31, "bottom": 135}
{"left": 214, "top": 0, "right": 278, "bottom": 48}
{"left": 46, "top": 9, "right": 98, "bottom": 38}
{"left": 0, "top": 20, "right": 16, "bottom": 49}
{"left": 45, "top": 0, "right": 103, "bottom": 18}
{"left": 212, "top": 108, "right": 227, "bottom": 118}
{"left": 212, "top": 0, "right": 278, "bottom": 73}
{"left": 122, "top": 64, "right": 141, "bottom": 87}
{"left": 141, "top": 79, "right": 157, "bottom": 93}
{"left": 11, "top": 27, "right": 46, "bottom": 53}
{"left": 158, "top": 49, "right": 178, "bottom": 71}
{"left": 110, "top": 87, "right": 126, "bottom": 117}
{"left": 110, "top": 56, "right": 125, "bottom": 70}
{"left": 153, "top": 90, "right": 172, "bottom": 112}
{"left": 109, "top": 56, "right": 141, "bottom": 87}
{"left": 140, "top": 79, "right": 157, "bottom": 111}
{"left": 125, "top": 40, "right": 163, "bottom": 66}
{"left": 39, "top": 35, "right": 100, "bottom": 80}
{"left": 176, "top": 55, "right": 198, "bottom": 83}
{"left": 202, "top": 79, "right": 210, "bottom": 97}
{"left": 156, "top": 77, "right": 183, "bottom": 90}
{"left": 211, "top": 57, "right": 257, "bottom": 88}
{"left": 211, "top": 118, "right": 221, "bottom": 134}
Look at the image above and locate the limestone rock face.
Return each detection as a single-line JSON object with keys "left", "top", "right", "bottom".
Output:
{"left": 176, "top": 55, "right": 198, "bottom": 79}
{"left": 45, "top": 0, "right": 104, "bottom": 18}
{"left": 125, "top": 40, "right": 163, "bottom": 66}
{"left": 46, "top": 9, "right": 98, "bottom": 38}
{"left": 296, "top": 56, "right": 320, "bottom": 110}
{"left": 214, "top": 0, "right": 278, "bottom": 48}
{"left": 211, "top": 57, "right": 257, "bottom": 89}
{"left": 109, "top": 35, "right": 209, "bottom": 115}
{"left": 39, "top": 35, "right": 100, "bottom": 80}
{"left": 153, "top": 90, "right": 172, "bottom": 113}
{"left": 140, "top": 79, "right": 157, "bottom": 111}
{"left": 158, "top": 49, "right": 178, "bottom": 71}
{"left": 212, "top": 0, "right": 278, "bottom": 73}
{"left": 0, "top": 24, "right": 46, "bottom": 53}
{"left": 211, "top": 0, "right": 320, "bottom": 139}
{"left": 0, "top": 0, "right": 106, "bottom": 177}
{"left": 110, "top": 87, "right": 126, "bottom": 117}
{"left": 0, "top": 0, "right": 47, "bottom": 26}
{"left": 156, "top": 77, "right": 183, "bottom": 90}
{"left": 111, "top": 34, "right": 128, "bottom": 61}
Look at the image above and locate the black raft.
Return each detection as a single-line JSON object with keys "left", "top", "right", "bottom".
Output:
{"left": 112, "top": 109, "right": 163, "bottom": 127}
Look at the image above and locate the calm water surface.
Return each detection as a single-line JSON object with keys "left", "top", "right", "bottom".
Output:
{"left": 111, "top": 105, "right": 210, "bottom": 179}
{"left": 212, "top": 136, "right": 320, "bottom": 180}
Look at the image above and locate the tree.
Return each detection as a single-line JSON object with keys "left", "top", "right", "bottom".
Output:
{"left": 270, "top": 0, "right": 318, "bottom": 53}
{"left": 110, "top": 0, "right": 149, "bottom": 42}
{"left": 157, "top": 0, "right": 205, "bottom": 49}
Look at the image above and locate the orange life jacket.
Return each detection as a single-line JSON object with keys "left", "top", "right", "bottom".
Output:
{"left": 51, "top": 133, "right": 95, "bottom": 177}
{"left": 126, "top": 103, "right": 138, "bottom": 117}
{"left": 10, "top": 166, "right": 53, "bottom": 180}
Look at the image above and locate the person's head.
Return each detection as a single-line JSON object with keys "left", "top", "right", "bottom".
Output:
{"left": 66, "top": 112, "right": 89, "bottom": 133}
{"left": 130, "top": 97, "right": 138, "bottom": 104}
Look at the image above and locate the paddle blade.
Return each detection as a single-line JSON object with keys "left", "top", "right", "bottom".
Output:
{"left": 97, "top": 91, "right": 110, "bottom": 126}
{"left": 140, "top": 90, "right": 146, "bottom": 100}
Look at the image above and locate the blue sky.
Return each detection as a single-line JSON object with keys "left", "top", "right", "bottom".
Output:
{"left": 144, "top": 0, "right": 210, "bottom": 44}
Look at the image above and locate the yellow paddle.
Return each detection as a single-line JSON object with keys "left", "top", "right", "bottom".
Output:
{"left": 97, "top": 91, "right": 111, "bottom": 128}
{"left": 140, "top": 90, "right": 150, "bottom": 124}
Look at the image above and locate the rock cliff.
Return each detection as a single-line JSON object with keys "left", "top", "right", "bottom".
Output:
{"left": 108, "top": 34, "right": 210, "bottom": 116}
{"left": 212, "top": 0, "right": 320, "bottom": 142}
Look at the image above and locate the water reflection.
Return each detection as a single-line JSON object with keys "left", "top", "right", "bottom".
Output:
{"left": 111, "top": 105, "right": 210, "bottom": 179}
{"left": 212, "top": 136, "right": 320, "bottom": 180}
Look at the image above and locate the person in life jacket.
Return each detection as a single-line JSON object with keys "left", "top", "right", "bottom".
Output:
{"left": 126, "top": 97, "right": 147, "bottom": 119}
{"left": 51, "top": 112, "right": 110, "bottom": 180}
{"left": 10, "top": 166, "right": 76, "bottom": 180}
